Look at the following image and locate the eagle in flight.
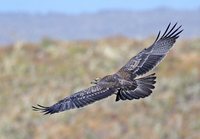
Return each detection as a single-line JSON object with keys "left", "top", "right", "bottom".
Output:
{"left": 33, "top": 23, "right": 183, "bottom": 115}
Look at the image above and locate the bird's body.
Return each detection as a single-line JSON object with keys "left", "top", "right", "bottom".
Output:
{"left": 33, "top": 23, "right": 183, "bottom": 115}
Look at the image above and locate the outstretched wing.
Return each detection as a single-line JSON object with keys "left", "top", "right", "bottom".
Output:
{"left": 116, "top": 73, "right": 156, "bottom": 101}
{"left": 32, "top": 85, "right": 116, "bottom": 114}
{"left": 118, "top": 23, "right": 183, "bottom": 78}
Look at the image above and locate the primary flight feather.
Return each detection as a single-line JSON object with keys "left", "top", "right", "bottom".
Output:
{"left": 32, "top": 23, "right": 183, "bottom": 115}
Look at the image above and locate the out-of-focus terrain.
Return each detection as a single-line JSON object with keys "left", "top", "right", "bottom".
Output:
{"left": 0, "top": 9, "right": 200, "bottom": 44}
{"left": 0, "top": 37, "right": 199, "bottom": 139}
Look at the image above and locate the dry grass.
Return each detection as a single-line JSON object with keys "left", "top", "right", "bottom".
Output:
{"left": 0, "top": 37, "right": 199, "bottom": 139}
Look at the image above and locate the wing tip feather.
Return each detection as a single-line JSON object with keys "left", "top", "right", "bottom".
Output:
{"left": 154, "top": 22, "right": 183, "bottom": 43}
{"left": 32, "top": 104, "right": 55, "bottom": 115}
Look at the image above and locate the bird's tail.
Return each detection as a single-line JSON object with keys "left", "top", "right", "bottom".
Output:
{"left": 115, "top": 73, "right": 156, "bottom": 101}
{"left": 136, "top": 73, "right": 156, "bottom": 88}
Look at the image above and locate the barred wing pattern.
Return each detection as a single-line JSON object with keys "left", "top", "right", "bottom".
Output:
{"left": 120, "top": 23, "right": 183, "bottom": 78}
{"left": 32, "top": 85, "right": 116, "bottom": 114}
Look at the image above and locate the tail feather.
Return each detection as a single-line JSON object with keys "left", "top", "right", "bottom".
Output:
{"left": 115, "top": 73, "right": 156, "bottom": 101}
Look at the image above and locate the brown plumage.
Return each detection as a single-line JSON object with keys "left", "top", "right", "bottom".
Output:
{"left": 32, "top": 23, "right": 183, "bottom": 115}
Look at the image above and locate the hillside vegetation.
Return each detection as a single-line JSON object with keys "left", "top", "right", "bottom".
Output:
{"left": 0, "top": 37, "right": 199, "bottom": 139}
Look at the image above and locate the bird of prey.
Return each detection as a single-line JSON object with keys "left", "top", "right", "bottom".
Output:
{"left": 33, "top": 23, "right": 183, "bottom": 115}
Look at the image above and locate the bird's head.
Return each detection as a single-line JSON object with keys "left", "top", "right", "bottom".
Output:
{"left": 91, "top": 77, "right": 101, "bottom": 84}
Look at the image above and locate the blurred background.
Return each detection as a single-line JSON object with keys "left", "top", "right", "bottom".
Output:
{"left": 0, "top": 0, "right": 200, "bottom": 139}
